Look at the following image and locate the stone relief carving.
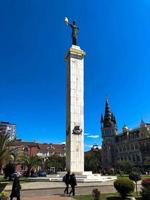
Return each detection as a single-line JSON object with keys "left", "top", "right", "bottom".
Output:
{"left": 73, "top": 125, "right": 82, "bottom": 135}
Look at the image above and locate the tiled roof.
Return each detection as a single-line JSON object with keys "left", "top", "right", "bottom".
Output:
{"left": 38, "top": 144, "right": 49, "bottom": 149}
{"left": 10, "top": 140, "right": 39, "bottom": 147}
{"left": 10, "top": 140, "right": 65, "bottom": 152}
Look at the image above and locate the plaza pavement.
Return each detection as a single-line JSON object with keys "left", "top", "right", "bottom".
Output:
{"left": 22, "top": 196, "right": 74, "bottom": 200}
{"left": 5, "top": 180, "right": 142, "bottom": 199}
{"left": 5, "top": 180, "right": 116, "bottom": 199}
{"left": 5, "top": 180, "right": 115, "bottom": 191}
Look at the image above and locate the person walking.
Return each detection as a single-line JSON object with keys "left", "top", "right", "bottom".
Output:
{"left": 10, "top": 175, "right": 21, "bottom": 200}
{"left": 69, "top": 173, "right": 77, "bottom": 196}
{"left": 63, "top": 171, "right": 70, "bottom": 195}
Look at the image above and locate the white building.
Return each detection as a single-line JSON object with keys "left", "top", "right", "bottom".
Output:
{"left": 0, "top": 121, "right": 16, "bottom": 140}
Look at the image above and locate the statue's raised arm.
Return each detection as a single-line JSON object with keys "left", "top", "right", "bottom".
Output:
{"left": 64, "top": 17, "right": 79, "bottom": 46}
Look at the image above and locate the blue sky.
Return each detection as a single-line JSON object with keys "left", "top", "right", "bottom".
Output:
{"left": 0, "top": 0, "right": 150, "bottom": 151}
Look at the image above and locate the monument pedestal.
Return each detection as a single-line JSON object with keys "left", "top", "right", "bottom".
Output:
{"left": 49, "top": 171, "right": 116, "bottom": 182}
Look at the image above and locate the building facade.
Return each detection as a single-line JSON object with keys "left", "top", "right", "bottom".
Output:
{"left": 0, "top": 121, "right": 16, "bottom": 140}
{"left": 9, "top": 139, "right": 66, "bottom": 159}
{"left": 101, "top": 99, "right": 150, "bottom": 169}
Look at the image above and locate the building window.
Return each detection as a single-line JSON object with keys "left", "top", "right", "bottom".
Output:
{"left": 132, "top": 155, "right": 135, "bottom": 162}
{"left": 131, "top": 144, "right": 134, "bottom": 150}
{"left": 135, "top": 143, "right": 138, "bottom": 149}
{"left": 136, "top": 155, "right": 140, "bottom": 162}
{"left": 128, "top": 156, "right": 131, "bottom": 161}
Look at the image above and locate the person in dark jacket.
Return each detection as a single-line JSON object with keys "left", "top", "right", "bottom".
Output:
{"left": 63, "top": 171, "right": 70, "bottom": 195}
{"left": 10, "top": 176, "right": 21, "bottom": 200}
{"left": 69, "top": 173, "right": 77, "bottom": 196}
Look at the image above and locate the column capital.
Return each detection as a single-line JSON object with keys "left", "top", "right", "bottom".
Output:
{"left": 65, "top": 45, "right": 86, "bottom": 61}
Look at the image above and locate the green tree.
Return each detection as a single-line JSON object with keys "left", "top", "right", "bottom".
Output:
{"left": 44, "top": 155, "right": 65, "bottom": 172}
{"left": 0, "top": 134, "right": 12, "bottom": 171}
{"left": 115, "top": 160, "right": 133, "bottom": 174}
{"left": 3, "top": 162, "right": 15, "bottom": 180}
{"left": 114, "top": 178, "right": 135, "bottom": 199}
{"left": 84, "top": 150, "right": 101, "bottom": 173}
{"left": 129, "top": 171, "right": 141, "bottom": 195}
{"left": 20, "top": 155, "right": 41, "bottom": 177}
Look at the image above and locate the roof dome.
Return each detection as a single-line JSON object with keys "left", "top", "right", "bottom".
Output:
{"left": 122, "top": 124, "right": 128, "bottom": 132}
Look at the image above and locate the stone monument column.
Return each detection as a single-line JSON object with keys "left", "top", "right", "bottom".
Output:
{"left": 65, "top": 45, "right": 85, "bottom": 174}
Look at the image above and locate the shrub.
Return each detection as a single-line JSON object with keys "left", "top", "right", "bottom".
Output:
{"left": 114, "top": 178, "right": 135, "bottom": 199}
{"left": 0, "top": 191, "right": 9, "bottom": 197}
{"left": 92, "top": 188, "right": 100, "bottom": 200}
{"left": 115, "top": 160, "right": 133, "bottom": 174}
{"left": 129, "top": 172, "right": 141, "bottom": 182}
{"left": 0, "top": 183, "right": 7, "bottom": 193}
{"left": 129, "top": 172, "right": 141, "bottom": 194}
{"left": 141, "top": 178, "right": 150, "bottom": 200}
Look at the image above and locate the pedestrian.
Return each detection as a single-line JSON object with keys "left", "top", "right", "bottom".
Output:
{"left": 30, "top": 169, "right": 34, "bottom": 177}
{"left": 10, "top": 176, "right": 21, "bottom": 200}
{"left": 63, "top": 171, "right": 70, "bottom": 195}
{"left": 69, "top": 173, "right": 77, "bottom": 196}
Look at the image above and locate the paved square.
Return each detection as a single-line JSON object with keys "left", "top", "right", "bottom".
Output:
{"left": 22, "top": 196, "right": 73, "bottom": 200}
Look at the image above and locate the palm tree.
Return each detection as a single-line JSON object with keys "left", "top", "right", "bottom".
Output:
{"left": 20, "top": 155, "right": 42, "bottom": 177}
{"left": 0, "top": 133, "right": 12, "bottom": 172}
